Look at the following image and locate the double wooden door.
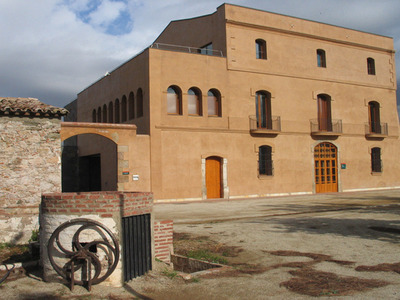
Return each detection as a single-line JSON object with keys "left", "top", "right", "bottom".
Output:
{"left": 314, "top": 143, "right": 338, "bottom": 193}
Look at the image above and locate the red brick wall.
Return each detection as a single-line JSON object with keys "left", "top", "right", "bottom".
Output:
{"left": 154, "top": 220, "right": 173, "bottom": 263}
{"left": 41, "top": 191, "right": 153, "bottom": 218}
{"left": 41, "top": 192, "right": 174, "bottom": 265}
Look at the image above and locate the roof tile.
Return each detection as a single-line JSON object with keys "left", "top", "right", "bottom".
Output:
{"left": 0, "top": 97, "right": 68, "bottom": 118}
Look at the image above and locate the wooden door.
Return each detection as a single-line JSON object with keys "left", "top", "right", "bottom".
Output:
{"left": 256, "top": 92, "right": 272, "bottom": 129}
{"left": 314, "top": 143, "right": 338, "bottom": 193}
{"left": 206, "top": 156, "right": 222, "bottom": 199}
{"left": 368, "top": 102, "right": 381, "bottom": 134}
{"left": 317, "top": 95, "right": 332, "bottom": 131}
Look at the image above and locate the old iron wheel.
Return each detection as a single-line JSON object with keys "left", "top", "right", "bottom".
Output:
{"left": 47, "top": 218, "right": 120, "bottom": 287}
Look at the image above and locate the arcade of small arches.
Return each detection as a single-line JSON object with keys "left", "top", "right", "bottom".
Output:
{"left": 92, "top": 88, "right": 143, "bottom": 124}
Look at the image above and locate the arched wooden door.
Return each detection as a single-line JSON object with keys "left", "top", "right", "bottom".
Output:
{"left": 206, "top": 156, "right": 222, "bottom": 199}
{"left": 314, "top": 142, "right": 338, "bottom": 193}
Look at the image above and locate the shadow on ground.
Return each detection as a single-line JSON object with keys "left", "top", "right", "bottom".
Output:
{"left": 245, "top": 207, "right": 400, "bottom": 244}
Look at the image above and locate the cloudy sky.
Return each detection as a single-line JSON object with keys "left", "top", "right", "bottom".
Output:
{"left": 1, "top": 0, "right": 399, "bottom": 109}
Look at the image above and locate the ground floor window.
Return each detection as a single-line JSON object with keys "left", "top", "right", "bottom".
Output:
{"left": 259, "top": 146, "right": 273, "bottom": 176}
{"left": 371, "top": 147, "right": 382, "bottom": 173}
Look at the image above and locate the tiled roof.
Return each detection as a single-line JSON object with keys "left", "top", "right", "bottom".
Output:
{"left": 0, "top": 97, "right": 68, "bottom": 118}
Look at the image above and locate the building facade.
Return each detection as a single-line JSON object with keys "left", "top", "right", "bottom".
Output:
{"left": 69, "top": 4, "right": 399, "bottom": 201}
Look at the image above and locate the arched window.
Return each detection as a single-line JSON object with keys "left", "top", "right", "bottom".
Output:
{"left": 317, "top": 49, "right": 326, "bottom": 68}
{"left": 129, "top": 92, "right": 135, "bottom": 120}
{"left": 255, "top": 91, "right": 272, "bottom": 129}
{"left": 259, "top": 146, "right": 273, "bottom": 176}
{"left": 137, "top": 88, "right": 143, "bottom": 118}
{"left": 317, "top": 94, "right": 332, "bottom": 131}
{"left": 97, "top": 107, "right": 101, "bottom": 123}
{"left": 115, "top": 98, "right": 120, "bottom": 123}
{"left": 188, "top": 87, "right": 202, "bottom": 116}
{"left": 255, "top": 39, "right": 267, "bottom": 59}
{"left": 108, "top": 101, "right": 114, "bottom": 123}
{"left": 367, "top": 57, "right": 376, "bottom": 75}
{"left": 121, "top": 95, "right": 127, "bottom": 122}
{"left": 371, "top": 147, "right": 382, "bottom": 173}
{"left": 368, "top": 101, "right": 381, "bottom": 134}
{"left": 92, "top": 109, "right": 96, "bottom": 123}
{"left": 167, "top": 86, "right": 182, "bottom": 115}
{"left": 102, "top": 104, "right": 107, "bottom": 123}
{"left": 207, "top": 89, "right": 221, "bottom": 117}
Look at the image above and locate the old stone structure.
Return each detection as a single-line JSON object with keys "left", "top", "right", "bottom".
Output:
{"left": 41, "top": 191, "right": 153, "bottom": 286}
{"left": 41, "top": 191, "right": 173, "bottom": 285}
{"left": 67, "top": 3, "right": 400, "bottom": 202}
{"left": 0, "top": 97, "right": 68, "bottom": 243}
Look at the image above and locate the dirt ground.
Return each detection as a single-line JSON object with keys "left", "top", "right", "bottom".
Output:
{"left": 1, "top": 190, "right": 399, "bottom": 299}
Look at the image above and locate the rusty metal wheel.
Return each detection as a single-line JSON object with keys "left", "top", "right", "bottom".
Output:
{"left": 47, "top": 218, "right": 120, "bottom": 290}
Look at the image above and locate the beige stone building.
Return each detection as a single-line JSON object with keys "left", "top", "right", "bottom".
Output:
{"left": 67, "top": 3, "right": 399, "bottom": 202}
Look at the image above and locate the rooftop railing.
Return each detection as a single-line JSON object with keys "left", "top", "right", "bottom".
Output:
{"left": 150, "top": 43, "right": 224, "bottom": 57}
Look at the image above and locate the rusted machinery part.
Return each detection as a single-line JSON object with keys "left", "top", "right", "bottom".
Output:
{"left": 0, "top": 263, "right": 15, "bottom": 285}
{"left": 47, "top": 218, "right": 120, "bottom": 288}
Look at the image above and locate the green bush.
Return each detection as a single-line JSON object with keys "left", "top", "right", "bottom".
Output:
{"left": 29, "top": 229, "right": 39, "bottom": 243}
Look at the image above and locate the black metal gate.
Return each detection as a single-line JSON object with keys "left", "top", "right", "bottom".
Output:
{"left": 122, "top": 213, "right": 152, "bottom": 281}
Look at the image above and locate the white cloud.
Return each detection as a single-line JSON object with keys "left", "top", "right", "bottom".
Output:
{"left": 0, "top": 0, "right": 399, "bottom": 108}
{"left": 87, "top": 0, "right": 128, "bottom": 30}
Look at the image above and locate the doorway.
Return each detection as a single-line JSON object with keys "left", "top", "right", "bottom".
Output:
{"left": 79, "top": 154, "right": 101, "bottom": 191}
{"left": 317, "top": 94, "right": 332, "bottom": 131}
{"left": 206, "top": 156, "right": 222, "bottom": 199}
{"left": 314, "top": 142, "right": 338, "bottom": 193}
{"left": 255, "top": 91, "right": 272, "bottom": 129}
{"left": 368, "top": 101, "right": 381, "bottom": 134}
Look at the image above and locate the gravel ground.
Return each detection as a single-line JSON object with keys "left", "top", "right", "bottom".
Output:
{"left": 1, "top": 190, "right": 399, "bottom": 299}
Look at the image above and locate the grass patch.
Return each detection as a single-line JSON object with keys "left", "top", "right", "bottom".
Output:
{"left": 186, "top": 249, "right": 228, "bottom": 265}
{"left": 0, "top": 243, "right": 13, "bottom": 250}
{"left": 173, "top": 232, "right": 242, "bottom": 267}
{"left": 0, "top": 244, "right": 30, "bottom": 263}
{"left": 162, "top": 268, "right": 178, "bottom": 279}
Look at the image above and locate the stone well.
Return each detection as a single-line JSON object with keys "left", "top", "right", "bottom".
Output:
{"left": 40, "top": 191, "right": 153, "bottom": 287}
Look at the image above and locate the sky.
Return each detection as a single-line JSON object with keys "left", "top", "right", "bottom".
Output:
{"left": 1, "top": 0, "right": 399, "bottom": 110}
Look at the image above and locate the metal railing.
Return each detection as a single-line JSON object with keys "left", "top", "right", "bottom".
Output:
{"left": 310, "top": 119, "right": 342, "bottom": 134}
{"left": 249, "top": 115, "right": 281, "bottom": 132}
{"left": 365, "top": 122, "right": 388, "bottom": 136}
{"left": 150, "top": 43, "right": 224, "bottom": 57}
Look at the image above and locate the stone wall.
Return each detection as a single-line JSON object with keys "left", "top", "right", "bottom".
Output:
{"left": 0, "top": 117, "right": 62, "bottom": 244}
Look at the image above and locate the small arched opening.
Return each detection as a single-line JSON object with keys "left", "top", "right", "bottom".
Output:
{"left": 62, "top": 133, "right": 117, "bottom": 192}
